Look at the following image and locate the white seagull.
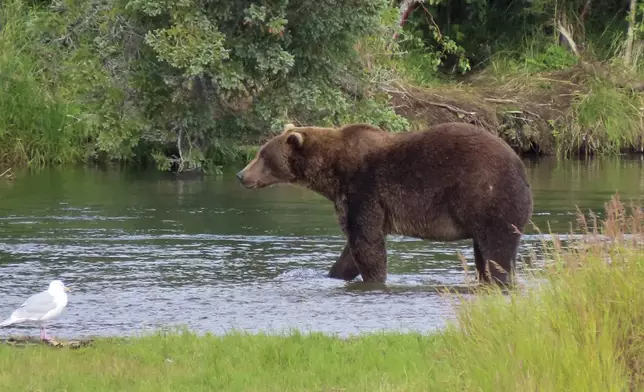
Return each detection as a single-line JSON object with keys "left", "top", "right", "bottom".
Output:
{"left": 0, "top": 280, "right": 71, "bottom": 341}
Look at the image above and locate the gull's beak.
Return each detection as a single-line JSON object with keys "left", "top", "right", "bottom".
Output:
{"left": 64, "top": 287, "right": 71, "bottom": 292}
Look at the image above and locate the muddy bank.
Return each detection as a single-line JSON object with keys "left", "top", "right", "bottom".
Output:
{"left": 1, "top": 336, "right": 94, "bottom": 349}
{"left": 388, "top": 62, "right": 644, "bottom": 155}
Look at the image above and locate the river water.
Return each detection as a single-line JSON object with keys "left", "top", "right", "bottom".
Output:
{"left": 0, "top": 156, "right": 642, "bottom": 339}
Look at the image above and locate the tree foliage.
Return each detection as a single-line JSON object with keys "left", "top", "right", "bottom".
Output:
{"left": 396, "top": 0, "right": 640, "bottom": 74}
{"left": 2, "top": 0, "right": 408, "bottom": 172}
{"left": 1, "top": 0, "right": 642, "bottom": 172}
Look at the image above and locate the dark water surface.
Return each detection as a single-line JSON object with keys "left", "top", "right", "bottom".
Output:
{"left": 0, "top": 156, "right": 642, "bottom": 339}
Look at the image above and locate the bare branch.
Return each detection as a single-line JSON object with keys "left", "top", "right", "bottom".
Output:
{"left": 394, "top": 0, "right": 426, "bottom": 39}
{"left": 0, "top": 168, "right": 14, "bottom": 180}
{"left": 425, "top": 101, "right": 477, "bottom": 116}
{"left": 579, "top": 0, "right": 592, "bottom": 24}
{"left": 556, "top": 18, "right": 580, "bottom": 57}
{"left": 624, "top": 0, "right": 638, "bottom": 67}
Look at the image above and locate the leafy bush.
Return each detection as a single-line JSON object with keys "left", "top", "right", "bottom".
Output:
{"left": 0, "top": 0, "right": 409, "bottom": 172}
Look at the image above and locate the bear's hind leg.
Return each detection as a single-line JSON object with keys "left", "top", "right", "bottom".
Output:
{"left": 328, "top": 242, "right": 361, "bottom": 281}
{"left": 472, "top": 240, "right": 491, "bottom": 283}
{"left": 473, "top": 223, "right": 522, "bottom": 286}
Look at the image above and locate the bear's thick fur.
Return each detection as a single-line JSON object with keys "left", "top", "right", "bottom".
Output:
{"left": 237, "top": 122, "right": 533, "bottom": 285}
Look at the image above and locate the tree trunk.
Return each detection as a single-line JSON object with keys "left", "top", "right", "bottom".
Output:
{"left": 394, "top": 0, "right": 421, "bottom": 39}
{"left": 578, "top": 0, "right": 593, "bottom": 40}
{"left": 624, "top": 0, "right": 638, "bottom": 66}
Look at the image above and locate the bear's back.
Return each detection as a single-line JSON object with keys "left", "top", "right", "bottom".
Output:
{"left": 344, "top": 122, "right": 524, "bottom": 178}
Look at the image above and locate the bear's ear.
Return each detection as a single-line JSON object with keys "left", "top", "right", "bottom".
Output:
{"left": 286, "top": 132, "right": 304, "bottom": 149}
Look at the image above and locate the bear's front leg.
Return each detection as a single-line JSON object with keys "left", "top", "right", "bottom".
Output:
{"left": 328, "top": 242, "right": 361, "bottom": 281}
{"left": 328, "top": 198, "right": 361, "bottom": 281}
{"left": 346, "top": 202, "right": 388, "bottom": 283}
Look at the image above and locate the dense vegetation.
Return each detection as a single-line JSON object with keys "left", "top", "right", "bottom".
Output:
{"left": 1, "top": 0, "right": 644, "bottom": 173}
{"left": 0, "top": 194, "right": 642, "bottom": 391}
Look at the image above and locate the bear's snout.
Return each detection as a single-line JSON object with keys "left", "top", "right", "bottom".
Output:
{"left": 237, "top": 153, "right": 286, "bottom": 189}
{"left": 236, "top": 169, "right": 255, "bottom": 188}
{"left": 236, "top": 163, "right": 263, "bottom": 189}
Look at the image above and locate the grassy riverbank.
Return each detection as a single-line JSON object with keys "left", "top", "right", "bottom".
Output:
{"left": 2, "top": 1, "right": 644, "bottom": 173}
{"left": 0, "top": 195, "right": 642, "bottom": 391}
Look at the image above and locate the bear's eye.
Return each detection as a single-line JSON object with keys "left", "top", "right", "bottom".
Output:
{"left": 258, "top": 148, "right": 272, "bottom": 164}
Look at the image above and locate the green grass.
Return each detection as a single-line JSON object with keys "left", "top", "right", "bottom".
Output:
{"left": 0, "top": 194, "right": 642, "bottom": 391}
{"left": 0, "top": 0, "right": 90, "bottom": 167}
{"left": 0, "top": 331, "right": 451, "bottom": 392}
{"left": 564, "top": 81, "right": 644, "bottom": 155}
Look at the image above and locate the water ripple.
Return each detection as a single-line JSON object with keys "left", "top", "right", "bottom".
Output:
{"left": 2, "top": 161, "right": 639, "bottom": 339}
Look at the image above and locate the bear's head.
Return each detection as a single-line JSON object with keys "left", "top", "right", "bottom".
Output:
{"left": 236, "top": 122, "right": 388, "bottom": 195}
{"left": 236, "top": 123, "right": 326, "bottom": 190}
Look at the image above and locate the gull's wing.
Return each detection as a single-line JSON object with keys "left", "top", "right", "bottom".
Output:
{"left": 11, "top": 291, "right": 57, "bottom": 321}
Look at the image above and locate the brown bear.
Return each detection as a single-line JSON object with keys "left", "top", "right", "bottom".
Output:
{"left": 236, "top": 122, "right": 533, "bottom": 286}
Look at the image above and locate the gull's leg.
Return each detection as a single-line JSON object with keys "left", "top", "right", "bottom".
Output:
{"left": 40, "top": 324, "right": 52, "bottom": 341}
